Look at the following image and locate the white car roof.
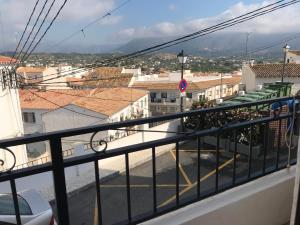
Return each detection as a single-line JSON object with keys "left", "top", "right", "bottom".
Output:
{"left": 18, "top": 190, "right": 51, "bottom": 215}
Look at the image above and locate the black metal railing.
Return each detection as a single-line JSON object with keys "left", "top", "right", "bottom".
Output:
{"left": 0, "top": 96, "right": 299, "bottom": 225}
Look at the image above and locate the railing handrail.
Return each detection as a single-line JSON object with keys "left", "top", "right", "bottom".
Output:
{"left": 0, "top": 96, "right": 295, "bottom": 148}
{"left": 0, "top": 110, "right": 298, "bottom": 183}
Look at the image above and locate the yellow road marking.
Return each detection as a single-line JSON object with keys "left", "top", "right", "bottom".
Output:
{"left": 169, "top": 150, "right": 192, "bottom": 186}
{"left": 159, "top": 154, "right": 240, "bottom": 208}
{"left": 93, "top": 200, "right": 98, "bottom": 225}
{"left": 100, "top": 184, "right": 189, "bottom": 188}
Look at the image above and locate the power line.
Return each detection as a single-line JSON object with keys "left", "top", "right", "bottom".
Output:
{"left": 41, "top": 0, "right": 132, "bottom": 52}
{"left": 26, "top": 0, "right": 300, "bottom": 84}
{"left": 19, "top": 0, "right": 68, "bottom": 64}
{"left": 18, "top": 0, "right": 58, "bottom": 64}
{"left": 9, "top": 0, "right": 41, "bottom": 65}
{"left": 14, "top": 0, "right": 49, "bottom": 63}
{"left": 248, "top": 32, "right": 300, "bottom": 54}
{"left": 22, "top": 86, "right": 151, "bottom": 111}
{"left": 25, "top": 88, "right": 107, "bottom": 120}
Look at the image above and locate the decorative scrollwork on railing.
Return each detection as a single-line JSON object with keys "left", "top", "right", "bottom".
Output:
{"left": 0, "top": 147, "right": 16, "bottom": 175}
{"left": 90, "top": 132, "right": 108, "bottom": 153}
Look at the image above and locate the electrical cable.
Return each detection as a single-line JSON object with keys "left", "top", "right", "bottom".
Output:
{"left": 25, "top": 88, "right": 151, "bottom": 111}
{"left": 14, "top": 0, "right": 49, "bottom": 63}
{"left": 9, "top": 0, "right": 41, "bottom": 65}
{"left": 18, "top": 0, "right": 68, "bottom": 65}
{"left": 248, "top": 32, "right": 300, "bottom": 55}
{"left": 26, "top": 0, "right": 300, "bottom": 84}
{"left": 18, "top": 0, "right": 58, "bottom": 64}
{"left": 25, "top": 88, "right": 107, "bottom": 120}
{"left": 41, "top": 0, "right": 132, "bottom": 52}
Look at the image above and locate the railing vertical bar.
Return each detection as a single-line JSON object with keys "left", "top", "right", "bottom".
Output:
{"left": 276, "top": 119, "right": 282, "bottom": 169}
{"left": 10, "top": 179, "right": 21, "bottom": 225}
{"left": 152, "top": 147, "right": 157, "bottom": 213}
{"left": 248, "top": 125, "right": 253, "bottom": 179}
{"left": 215, "top": 134, "right": 220, "bottom": 192}
{"left": 50, "top": 137, "right": 70, "bottom": 225}
{"left": 233, "top": 130, "right": 237, "bottom": 186}
{"left": 125, "top": 153, "right": 132, "bottom": 222}
{"left": 175, "top": 142, "right": 179, "bottom": 206}
{"left": 94, "top": 160, "right": 102, "bottom": 225}
{"left": 263, "top": 123, "right": 269, "bottom": 174}
{"left": 197, "top": 136, "right": 201, "bottom": 200}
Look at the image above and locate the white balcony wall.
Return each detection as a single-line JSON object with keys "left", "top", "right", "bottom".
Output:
{"left": 144, "top": 167, "right": 296, "bottom": 225}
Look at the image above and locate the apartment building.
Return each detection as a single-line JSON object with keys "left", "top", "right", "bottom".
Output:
{"left": 19, "top": 88, "right": 149, "bottom": 154}
{"left": 132, "top": 74, "right": 241, "bottom": 116}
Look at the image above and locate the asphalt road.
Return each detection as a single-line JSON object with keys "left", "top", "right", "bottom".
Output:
{"left": 58, "top": 139, "right": 296, "bottom": 225}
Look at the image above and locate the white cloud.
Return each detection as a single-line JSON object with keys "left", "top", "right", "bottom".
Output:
{"left": 114, "top": 1, "right": 300, "bottom": 41}
{"left": 0, "top": 0, "right": 119, "bottom": 47}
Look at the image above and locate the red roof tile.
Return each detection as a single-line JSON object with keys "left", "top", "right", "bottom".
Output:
{"left": 250, "top": 64, "right": 300, "bottom": 78}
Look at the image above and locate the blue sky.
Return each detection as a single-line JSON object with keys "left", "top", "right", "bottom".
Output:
{"left": 1, "top": 0, "right": 300, "bottom": 51}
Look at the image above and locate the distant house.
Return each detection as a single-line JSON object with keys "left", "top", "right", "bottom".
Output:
{"left": 79, "top": 67, "right": 134, "bottom": 88}
{"left": 17, "top": 67, "right": 58, "bottom": 84}
{"left": 132, "top": 76, "right": 241, "bottom": 116}
{"left": 286, "top": 50, "right": 300, "bottom": 64}
{"left": 19, "top": 88, "right": 149, "bottom": 154}
{"left": 19, "top": 89, "right": 91, "bottom": 156}
{"left": 242, "top": 63, "right": 300, "bottom": 93}
{"left": 0, "top": 56, "right": 17, "bottom": 69}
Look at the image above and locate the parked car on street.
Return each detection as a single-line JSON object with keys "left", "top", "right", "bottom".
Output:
{"left": 0, "top": 189, "right": 56, "bottom": 225}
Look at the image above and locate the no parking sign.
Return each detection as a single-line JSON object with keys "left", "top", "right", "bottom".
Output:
{"left": 179, "top": 79, "right": 188, "bottom": 93}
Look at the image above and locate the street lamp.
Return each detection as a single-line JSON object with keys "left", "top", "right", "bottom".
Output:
{"left": 282, "top": 44, "right": 290, "bottom": 83}
{"left": 177, "top": 50, "right": 187, "bottom": 130}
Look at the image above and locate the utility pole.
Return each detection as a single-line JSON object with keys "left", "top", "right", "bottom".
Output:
{"left": 177, "top": 50, "right": 187, "bottom": 131}
{"left": 245, "top": 32, "right": 251, "bottom": 63}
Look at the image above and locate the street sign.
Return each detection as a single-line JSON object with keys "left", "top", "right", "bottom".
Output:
{"left": 179, "top": 79, "right": 188, "bottom": 93}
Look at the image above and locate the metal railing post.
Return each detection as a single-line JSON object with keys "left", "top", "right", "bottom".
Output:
{"left": 50, "top": 137, "right": 70, "bottom": 225}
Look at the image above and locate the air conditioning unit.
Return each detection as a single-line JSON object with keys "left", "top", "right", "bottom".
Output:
{"left": 238, "top": 91, "right": 246, "bottom": 96}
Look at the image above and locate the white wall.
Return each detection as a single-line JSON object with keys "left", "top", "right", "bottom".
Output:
{"left": 144, "top": 166, "right": 296, "bottom": 225}
{"left": 242, "top": 64, "right": 300, "bottom": 94}
{"left": 22, "top": 109, "right": 47, "bottom": 134}
{"left": 287, "top": 52, "right": 300, "bottom": 64}
{"left": 242, "top": 64, "right": 256, "bottom": 91}
{"left": 0, "top": 88, "right": 28, "bottom": 169}
{"left": 43, "top": 104, "right": 108, "bottom": 151}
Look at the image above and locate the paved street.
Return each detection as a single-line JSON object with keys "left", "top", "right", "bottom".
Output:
{"left": 60, "top": 139, "right": 296, "bottom": 225}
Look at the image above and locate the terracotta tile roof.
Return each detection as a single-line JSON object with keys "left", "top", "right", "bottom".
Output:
{"left": 73, "top": 88, "right": 148, "bottom": 116}
{"left": 289, "top": 50, "right": 300, "bottom": 56}
{"left": 193, "top": 72, "right": 220, "bottom": 77}
{"left": 82, "top": 67, "right": 133, "bottom": 88}
{"left": 250, "top": 64, "right": 300, "bottom": 78}
{"left": 17, "top": 67, "right": 47, "bottom": 73}
{"left": 0, "top": 56, "right": 17, "bottom": 64}
{"left": 19, "top": 89, "right": 91, "bottom": 110}
{"left": 132, "top": 77, "right": 241, "bottom": 91}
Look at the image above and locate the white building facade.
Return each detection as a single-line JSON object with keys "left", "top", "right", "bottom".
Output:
{"left": 0, "top": 57, "right": 28, "bottom": 169}
{"left": 242, "top": 64, "right": 300, "bottom": 94}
